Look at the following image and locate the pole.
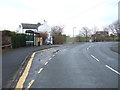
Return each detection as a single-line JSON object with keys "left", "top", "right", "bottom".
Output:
{"left": 73, "top": 27, "right": 76, "bottom": 44}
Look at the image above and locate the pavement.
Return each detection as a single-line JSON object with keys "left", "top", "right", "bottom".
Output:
{"left": 110, "top": 42, "right": 120, "bottom": 54}
{"left": 18, "top": 42, "right": 119, "bottom": 88}
{"left": 2, "top": 45, "right": 60, "bottom": 88}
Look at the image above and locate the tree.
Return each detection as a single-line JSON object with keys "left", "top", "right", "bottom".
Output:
{"left": 92, "top": 26, "right": 98, "bottom": 34}
{"left": 91, "top": 26, "right": 99, "bottom": 42}
{"left": 75, "top": 35, "right": 81, "bottom": 42}
{"left": 81, "top": 27, "right": 90, "bottom": 42}
{"left": 2, "top": 30, "right": 15, "bottom": 46}
{"left": 108, "top": 20, "right": 120, "bottom": 36}
{"left": 75, "top": 30, "right": 84, "bottom": 42}
{"left": 107, "top": 20, "right": 120, "bottom": 41}
{"left": 51, "top": 25, "right": 65, "bottom": 44}
{"left": 39, "top": 32, "right": 48, "bottom": 44}
{"left": 51, "top": 26, "right": 63, "bottom": 36}
{"left": 103, "top": 26, "right": 109, "bottom": 41}
{"left": 113, "top": 20, "right": 120, "bottom": 37}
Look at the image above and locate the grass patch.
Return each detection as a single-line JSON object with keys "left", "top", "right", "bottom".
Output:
{"left": 118, "top": 46, "right": 120, "bottom": 48}
{"left": 118, "top": 43, "right": 120, "bottom": 48}
{"left": 2, "top": 48, "right": 14, "bottom": 53}
{"left": 66, "top": 37, "right": 76, "bottom": 42}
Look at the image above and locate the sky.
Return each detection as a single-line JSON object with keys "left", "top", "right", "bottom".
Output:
{"left": 0, "top": 0, "right": 119, "bottom": 36}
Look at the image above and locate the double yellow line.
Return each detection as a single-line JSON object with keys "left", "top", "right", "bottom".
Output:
{"left": 15, "top": 48, "right": 52, "bottom": 89}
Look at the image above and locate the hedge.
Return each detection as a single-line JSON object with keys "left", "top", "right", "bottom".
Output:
{"left": 11, "top": 33, "right": 26, "bottom": 48}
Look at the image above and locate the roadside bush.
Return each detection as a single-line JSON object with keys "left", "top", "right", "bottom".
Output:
{"left": 11, "top": 33, "right": 26, "bottom": 48}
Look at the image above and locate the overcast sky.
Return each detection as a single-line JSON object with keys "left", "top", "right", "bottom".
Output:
{"left": 0, "top": 0, "right": 119, "bottom": 36}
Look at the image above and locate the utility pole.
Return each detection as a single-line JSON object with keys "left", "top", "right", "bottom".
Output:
{"left": 73, "top": 27, "right": 76, "bottom": 44}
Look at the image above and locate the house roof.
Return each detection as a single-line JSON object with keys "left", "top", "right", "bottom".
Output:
{"left": 96, "top": 31, "right": 108, "bottom": 34}
{"left": 21, "top": 23, "right": 42, "bottom": 29}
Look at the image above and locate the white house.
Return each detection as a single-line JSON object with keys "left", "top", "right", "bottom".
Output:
{"left": 38, "top": 20, "right": 53, "bottom": 44}
{"left": 19, "top": 20, "right": 53, "bottom": 46}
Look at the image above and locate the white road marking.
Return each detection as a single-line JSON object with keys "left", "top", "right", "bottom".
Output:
{"left": 52, "top": 55, "right": 55, "bottom": 57}
{"left": 59, "top": 50, "right": 61, "bottom": 52}
{"left": 87, "top": 46, "right": 92, "bottom": 50}
{"left": 87, "top": 47, "right": 89, "bottom": 50}
{"left": 26, "top": 80, "right": 35, "bottom": 89}
{"left": 105, "top": 65, "right": 120, "bottom": 75}
{"left": 38, "top": 68, "right": 43, "bottom": 74}
{"left": 91, "top": 55, "right": 100, "bottom": 62}
{"left": 55, "top": 52, "right": 58, "bottom": 54}
{"left": 49, "top": 58, "right": 52, "bottom": 61}
{"left": 44, "top": 62, "right": 48, "bottom": 66}
{"left": 15, "top": 48, "right": 53, "bottom": 89}
{"left": 87, "top": 44, "right": 94, "bottom": 50}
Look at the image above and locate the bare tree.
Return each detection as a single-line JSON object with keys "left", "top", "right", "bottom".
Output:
{"left": 113, "top": 20, "right": 120, "bottom": 36}
{"left": 81, "top": 27, "right": 90, "bottom": 42}
{"left": 91, "top": 26, "right": 99, "bottom": 42}
{"left": 107, "top": 20, "right": 120, "bottom": 41}
{"left": 107, "top": 24, "right": 115, "bottom": 41}
{"left": 92, "top": 26, "right": 99, "bottom": 34}
{"left": 51, "top": 26, "right": 64, "bottom": 36}
{"left": 51, "top": 25, "right": 65, "bottom": 44}
{"left": 39, "top": 32, "right": 48, "bottom": 44}
{"left": 103, "top": 26, "right": 110, "bottom": 41}
{"left": 108, "top": 20, "right": 120, "bottom": 36}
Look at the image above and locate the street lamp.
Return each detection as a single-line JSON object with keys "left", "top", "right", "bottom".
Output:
{"left": 73, "top": 27, "right": 76, "bottom": 44}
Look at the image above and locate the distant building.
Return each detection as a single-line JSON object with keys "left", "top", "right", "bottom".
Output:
{"left": 92, "top": 31, "right": 109, "bottom": 42}
{"left": 19, "top": 23, "right": 41, "bottom": 33}
{"left": 19, "top": 20, "right": 53, "bottom": 46}
{"left": 38, "top": 20, "right": 53, "bottom": 44}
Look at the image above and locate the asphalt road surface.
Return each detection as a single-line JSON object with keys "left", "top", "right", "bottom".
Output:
{"left": 2, "top": 45, "right": 59, "bottom": 87}
{"left": 23, "top": 42, "right": 119, "bottom": 88}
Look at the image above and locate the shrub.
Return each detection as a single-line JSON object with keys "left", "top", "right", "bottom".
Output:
{"left": 11, "top": 33, "right": 26, "bottom": 48}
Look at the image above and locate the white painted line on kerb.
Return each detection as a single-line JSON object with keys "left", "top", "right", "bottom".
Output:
{"left": 38, "top": 68, "right": 43, "bottom": 74}
{"left": 105, "top": 65, "right": 120, "bottom": 75}
{"left": 91, "top": 55, "right": 100, "bottom": 62}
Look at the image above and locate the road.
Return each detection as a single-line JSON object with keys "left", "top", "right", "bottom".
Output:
{"left": 2, "top": 45, "right": 59, "bottom": 88}
{"left": 21, "top": 42, "right": 119, "bottom": 88}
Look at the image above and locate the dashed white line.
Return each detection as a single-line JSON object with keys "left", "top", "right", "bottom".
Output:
{"left": 90, "top": 54, "right": 120, "bottom": 75}
{"left": 55, "top": 52, "right": 58, "bottom": 54}
{"left": 105, "top": 65, "right": 120, "bottom": 75}
{"left": 52, "top": 55, "right": 55, "bottom": 57}
{"left": 49, "top": 58, "right": 52, "bottom": 61}
{"left": 91, "top": 55, "right": 100, "bottom": 62}
{"left": 59, "top": 50, "right": 61, "bottom": 52}
{"left": 87, "top": 46, "right": 92, "bottom": 50}
{"left": 26, "top": 80, "right": 35, "bottom": 89}
{"left": 44, "top": 61, "right": 48, "bottom": 66}
{"left": 38, "top": 68, "right": 43, "bottom": 74}
{"left": 87, "top": 47, "right": 89, "bottom": 50}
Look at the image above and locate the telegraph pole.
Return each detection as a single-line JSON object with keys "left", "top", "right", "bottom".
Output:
{"left": 73, "top": 27, "right": 76, "bottom": 44}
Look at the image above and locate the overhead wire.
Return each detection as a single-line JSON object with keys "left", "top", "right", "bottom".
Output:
{"left": 62, "top": 0, "right": 118, "bottom": 22}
